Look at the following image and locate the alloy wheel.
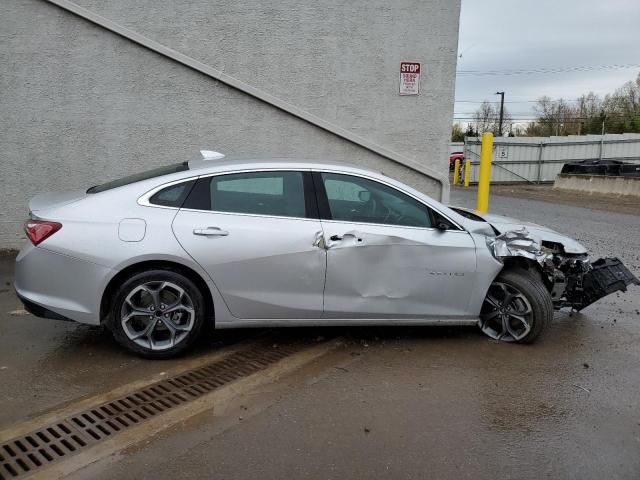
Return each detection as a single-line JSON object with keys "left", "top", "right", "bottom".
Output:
{"left": 120, "top": 281, "right": 195, "bottom": 351}
{"left": 479, "top": 281, "right": 533, "bottom": 342}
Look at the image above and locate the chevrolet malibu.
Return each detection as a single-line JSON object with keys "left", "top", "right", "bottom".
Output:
{"left": 15, "top": 153, "right": 638, "bottom": 358}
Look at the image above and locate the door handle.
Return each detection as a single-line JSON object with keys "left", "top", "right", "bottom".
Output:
{"left": 328, "top": 233, "right": 363, "bottom": 245}
{"left": 193, "top": 227, "right": 229, "bottom": 236}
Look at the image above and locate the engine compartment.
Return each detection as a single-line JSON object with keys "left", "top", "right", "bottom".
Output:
{"left": 487, "top": 228, "right": 640, "bottom": 312}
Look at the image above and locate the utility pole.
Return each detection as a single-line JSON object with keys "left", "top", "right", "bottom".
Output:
{"left": 599, "top": 115, "right": 606, "bottom": 160}
{"left": 578, "top": 97, "right": 584, "bottom": 136}
{"left": 495, "top": 91, "right": 505, "bottom": 136}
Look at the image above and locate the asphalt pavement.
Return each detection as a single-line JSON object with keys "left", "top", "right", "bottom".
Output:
{"left": 1, "top": 187, "right": 639, "bottom": 479}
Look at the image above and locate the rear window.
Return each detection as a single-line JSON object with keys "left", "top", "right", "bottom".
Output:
{"left": 183, "top": 171, "right": 307, "bottom": 218}
{"left": 149, "top": 180, "right": 195, "bottom": 208}
{"left": 86, "top": 163, "right": 189, "bottom": 194}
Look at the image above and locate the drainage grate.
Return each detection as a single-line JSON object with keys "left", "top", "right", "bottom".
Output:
{"left": 0, "top": 338, "right": 311, "bottom": 479}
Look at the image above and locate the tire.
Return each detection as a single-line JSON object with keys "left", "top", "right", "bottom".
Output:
{"left": 109, "top": 269, "right": 207, "bottom": 358}
{"left": 478, "top": 268, "right": 553, "bottom": 344}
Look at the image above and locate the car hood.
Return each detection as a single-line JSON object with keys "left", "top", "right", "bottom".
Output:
{"left": 455, "top": 208, "right": 588, "bottom": 254}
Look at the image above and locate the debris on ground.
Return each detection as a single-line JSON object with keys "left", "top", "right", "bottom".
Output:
{"left": 573, "top": 384, "right": 591, "bottom": 393}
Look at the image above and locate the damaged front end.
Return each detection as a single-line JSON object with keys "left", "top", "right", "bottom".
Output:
{"left": 487, "top": 228, "right": 640, "bottom": 311}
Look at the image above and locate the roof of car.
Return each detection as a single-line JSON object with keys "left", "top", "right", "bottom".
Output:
{"left": 187, "top": 156, "right": 384, "bottom": 176}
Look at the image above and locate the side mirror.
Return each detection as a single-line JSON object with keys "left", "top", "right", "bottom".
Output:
{"left": 435, "top": 221, "right": 451, "bottom": 231}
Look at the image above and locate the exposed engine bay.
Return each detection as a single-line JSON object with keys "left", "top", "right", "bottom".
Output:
{"left": 487, "top": 228, "right": 640, "bottom": 311}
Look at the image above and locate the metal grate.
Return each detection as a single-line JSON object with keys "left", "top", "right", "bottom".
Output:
{"left": 0, "top": 339, "right": 310, "bottom": 479}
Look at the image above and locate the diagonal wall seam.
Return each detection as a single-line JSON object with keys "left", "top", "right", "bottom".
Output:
{"left": 42, "top": 0, "right": 450, "bottom": 202}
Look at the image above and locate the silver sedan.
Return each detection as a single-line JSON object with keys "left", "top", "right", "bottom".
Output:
{"left": 15, "top": 153, "right": 639, "bottom": 357}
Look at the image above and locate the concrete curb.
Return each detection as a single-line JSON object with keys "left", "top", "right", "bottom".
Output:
{"left": 554, "top": 174, "right": 640, "bottom": 197}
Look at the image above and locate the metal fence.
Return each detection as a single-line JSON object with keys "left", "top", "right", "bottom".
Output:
{"left": 459, "top": 133, "right": 640, "bottom": 184}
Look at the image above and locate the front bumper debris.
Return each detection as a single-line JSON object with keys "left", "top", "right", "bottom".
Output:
{"left": 486, "top": 228, "right": 639, "bottom": 311}
{"left": 563, "top": 257, "right": 640, "bottom": 311}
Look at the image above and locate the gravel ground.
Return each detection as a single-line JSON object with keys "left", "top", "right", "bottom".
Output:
{"left": 481, "top": 184, "right": 640, "bottom": 216}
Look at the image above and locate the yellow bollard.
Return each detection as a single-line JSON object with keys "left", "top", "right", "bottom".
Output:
{"left": 464, "top": 159, "right": 471, "bottom": 187}
{"left": 452, "top": 158, "right": 461, "bottom": 186}
{"left": 476, "top": 132, "right": 493, "bottom": 213}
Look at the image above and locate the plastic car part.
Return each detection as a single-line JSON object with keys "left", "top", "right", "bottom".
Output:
{"left": 564, "top": 257, "right": 640, "bottom": 311}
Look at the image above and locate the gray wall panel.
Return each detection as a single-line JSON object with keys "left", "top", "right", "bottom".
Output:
{"left": 0, "top": 0, "right": 460, "bottom": 248}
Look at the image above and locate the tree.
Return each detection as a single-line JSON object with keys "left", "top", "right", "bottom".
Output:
{"left": 526, "top": 73, "right": 640, "bottom": 137}
{"left": 602, "top": 74, "right": 640, "bottom": 133}
{"left": 531, "top": 96, "right": 578, "bottom": 136}
{"left": 473, "top": 101, "right": 495, "bottom": 134}
{"left": 465, "top": 123, "right": 477, "bottom": 137}
{"left": 451, "top": 123, "right": 465, "bottom": 142}
{"left": 472, "top": 101, "right": 512, "bottom": 136}
{"left": 575, "top": 92, "right": 604, "bottom": 135}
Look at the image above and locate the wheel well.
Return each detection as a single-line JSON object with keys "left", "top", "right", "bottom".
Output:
{"left": 100, "top": 260, "right": 214, "bottom": 326}
{"left": 501, "top": 257, "right": 553, "bottom": 291}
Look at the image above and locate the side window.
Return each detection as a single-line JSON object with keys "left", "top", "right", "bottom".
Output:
{"left": 320, "top": 173, "right": 432, "bottom": 228}
{"left": 188, "top": 171, "right": 306, "bottom": 218}
{"left": 149, "top": 180, "right": 195, "bottom": 207}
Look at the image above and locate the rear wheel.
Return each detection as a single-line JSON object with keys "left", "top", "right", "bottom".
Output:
{"left": 109, "top": 269, "right": 207, "bottom": 358}
{"left": 479, "top": 269, "right": 553, "bottom": 343}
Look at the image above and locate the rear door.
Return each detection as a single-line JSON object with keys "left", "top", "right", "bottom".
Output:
{"left": 314, "top": 171, "right": 478, "bottom": 319}
{"left": 172, "top": 170, "right": 326, "bottom": 319}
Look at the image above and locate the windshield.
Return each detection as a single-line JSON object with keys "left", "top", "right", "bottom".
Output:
{"left": 86, "top": 163, "right": 189, "bottom": 194}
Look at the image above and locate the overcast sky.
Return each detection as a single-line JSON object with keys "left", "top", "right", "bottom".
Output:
{"left": 455, "top": 0, "right": 640, "bottom": 122}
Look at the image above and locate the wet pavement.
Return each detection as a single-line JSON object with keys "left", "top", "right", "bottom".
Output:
{"left": 1, "top": 188, "right": 640, "bottom": 479}
{"left": 0, "top": 256, "right": 249, "bottom": 430}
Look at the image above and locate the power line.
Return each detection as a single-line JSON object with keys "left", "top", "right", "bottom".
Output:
{"left": 453, "top": 114, "right": 639, "bottom": 120}
{"left": 456, "top": 63, "right": 640, "bottom": 76}
{"left": 455, "top": 99, "right": 582, "bottom": 104}
{"left": 454, "top": 112, "right": 639, "bottom": 118}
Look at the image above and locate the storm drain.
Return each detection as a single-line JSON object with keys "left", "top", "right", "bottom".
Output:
{"left": 0, "top": 338, "right": 313, "bottom": 479}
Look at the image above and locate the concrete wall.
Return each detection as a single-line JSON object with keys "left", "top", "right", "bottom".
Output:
{"left": 0, "top": 0, "right": 460, "bottom": 248}
{"left": 554, "top": 174, "right": 640, "bottom": 197}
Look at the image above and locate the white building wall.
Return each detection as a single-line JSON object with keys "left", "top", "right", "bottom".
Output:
{"left": 0, "top": 0, "right": 461, "bottom": 249}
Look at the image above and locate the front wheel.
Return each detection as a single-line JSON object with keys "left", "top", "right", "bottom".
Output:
{"left": 479, "top": 269, "right": 553, "bottom": 343}
{"left": 109, "top": 269, "right": 207, "bottom": 358}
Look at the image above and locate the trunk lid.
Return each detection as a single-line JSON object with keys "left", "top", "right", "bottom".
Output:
{"left": 29, "top": 190, "right": 87, "bottom": 213}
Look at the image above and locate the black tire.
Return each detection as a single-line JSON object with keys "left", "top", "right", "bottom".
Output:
{"left": 109, "top": 269, "right": 207, "bottom": 359}
{"left": 479, "top": 268, "right": 553, "bottom": 344}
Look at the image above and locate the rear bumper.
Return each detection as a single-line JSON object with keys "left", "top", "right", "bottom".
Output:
{"left": 17, "top": 292, "right": 73, "bottom": 322}
{"left": 14, "top": 243, "right": 113, "bottom": 325}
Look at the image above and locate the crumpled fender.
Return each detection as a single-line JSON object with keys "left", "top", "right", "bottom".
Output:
{"left": 486, "top": 227, "right": 553, "bottom": 267}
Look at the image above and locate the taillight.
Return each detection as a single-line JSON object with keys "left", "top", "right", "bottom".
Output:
{"left": 24, "top": 220, "right": 62, "bottom": 246}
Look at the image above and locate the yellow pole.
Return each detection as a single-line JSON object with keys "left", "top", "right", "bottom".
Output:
{"left": 476, "top": 132, "right": 493, "bottom": 213}
{"left": 452, "top": 158, "right": 461, "bottom": 186}
{"left": 464, "top": 159, "right": 471, "bottom": 187}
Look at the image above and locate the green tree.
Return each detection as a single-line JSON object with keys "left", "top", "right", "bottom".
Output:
{"left": 527, "top": 73, "right": 640, "bottom": 136}
{"left": 451, "top": 123, "right": 465, "bottom": 142}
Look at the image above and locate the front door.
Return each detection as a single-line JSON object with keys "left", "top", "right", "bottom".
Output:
{"left": 315, "top": 172, "right": 478, "bottom": 319}
{"left": 172, "top": 170, "right": 326, "bottom": 319}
